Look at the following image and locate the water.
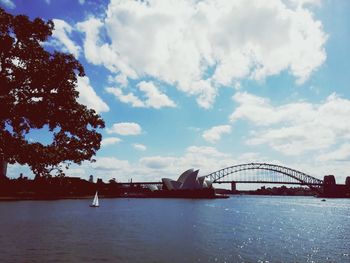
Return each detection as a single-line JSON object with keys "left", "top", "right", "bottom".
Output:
{"left": 0, "top": 196, "right": 349, "bottom": 263}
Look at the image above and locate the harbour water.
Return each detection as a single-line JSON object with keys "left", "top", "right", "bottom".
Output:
{"left": 0, "top": 196, "right": 349, "bottom": 263}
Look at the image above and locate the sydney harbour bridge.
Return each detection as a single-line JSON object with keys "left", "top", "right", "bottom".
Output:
{"left": 122, "top": 162, "right": 350, "bottom": 197}
{"left": 205, "top": 163, "right": 323, "bottom": 192}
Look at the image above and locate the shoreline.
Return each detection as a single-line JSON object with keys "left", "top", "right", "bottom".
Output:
{"left": 0, "top": 196, "right": 94, "bottom": 201}
{"left": 0, "top": 194, "right": 229, "bottom": 201}
{"left": 2, "top": 193, "right": 345, "bottom": 201}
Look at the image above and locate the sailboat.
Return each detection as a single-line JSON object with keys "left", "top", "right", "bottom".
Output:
{"left": 90, "top": 191, "right": 99, "bottom": 207}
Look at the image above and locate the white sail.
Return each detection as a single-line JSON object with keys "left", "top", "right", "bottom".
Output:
{"left": 91, "top": 191, "right": 99, "bottom": 207}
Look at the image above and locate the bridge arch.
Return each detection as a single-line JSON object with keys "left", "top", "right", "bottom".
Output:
{"left": 205, "top": 163, "right": 323, "bottom": 190}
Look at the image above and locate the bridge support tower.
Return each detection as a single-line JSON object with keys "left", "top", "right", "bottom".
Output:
{"left": 323, "top": 175, "right": 336, "bottom": 196}
{"left": 231, "top": 181, "right": 236, "bottom": 193}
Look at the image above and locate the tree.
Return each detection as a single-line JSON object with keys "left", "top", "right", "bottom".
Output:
{"left": 0, "top": 8, "right": 105, "bottom": 177}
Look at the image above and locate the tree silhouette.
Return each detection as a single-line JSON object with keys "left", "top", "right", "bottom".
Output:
{"left": 0, "top": 8, "right": 105, "bottom": 177}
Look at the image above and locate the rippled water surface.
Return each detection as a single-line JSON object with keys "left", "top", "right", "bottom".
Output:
{"left": 0, "top": 196, "right": 349, "bottom": 262}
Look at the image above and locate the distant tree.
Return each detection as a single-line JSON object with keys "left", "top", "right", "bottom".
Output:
{"left": 0, "top": 8, "right": 105, "bottom": 177}
{"left": 109, "top": 178, "right": 117, "bottom": 184}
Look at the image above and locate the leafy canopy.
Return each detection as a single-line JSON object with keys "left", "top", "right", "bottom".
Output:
{"left": 0, "top": 8, "right": 105, "bottom": 176}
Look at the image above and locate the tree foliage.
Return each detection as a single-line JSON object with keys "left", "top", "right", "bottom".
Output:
{"left": 0, "top": 8, "right": 105, "bottom": 176}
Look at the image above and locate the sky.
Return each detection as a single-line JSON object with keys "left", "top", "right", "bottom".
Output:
{"left": 2, "top": 0, "right": 350, "bottom": 187}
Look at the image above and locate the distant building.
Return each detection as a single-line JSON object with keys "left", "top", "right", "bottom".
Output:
{"left": 162, "top": 169, "right": 212, "bottom": 190}
{"left": 89, "top": 175, "right": 94, "bottom": 183}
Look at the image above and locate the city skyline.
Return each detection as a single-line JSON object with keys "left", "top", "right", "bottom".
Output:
{"left": 3, "top": 0, "right": 350, "bottom": 184}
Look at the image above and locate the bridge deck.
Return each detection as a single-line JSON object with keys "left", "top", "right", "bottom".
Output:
{"left": 117, "top": 181, "right": 323, "bottom": 186}
{"left": 215, "top": 180, "right": 323, "bottom": 186}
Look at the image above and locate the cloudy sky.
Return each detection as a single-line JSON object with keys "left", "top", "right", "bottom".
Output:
{"left": 3, "top": 0, "right": 350, "bottom": 186}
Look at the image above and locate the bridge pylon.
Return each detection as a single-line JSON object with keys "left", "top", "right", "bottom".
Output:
{"left": 231, "top": 181, "right": 236, "bottom": 192}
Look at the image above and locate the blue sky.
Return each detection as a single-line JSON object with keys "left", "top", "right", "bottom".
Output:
{"left": 2, "top": 0, "right": 350, "bottom": 186}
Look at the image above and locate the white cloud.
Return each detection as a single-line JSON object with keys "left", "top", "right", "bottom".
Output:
{"left": 0, "top": 0, "right": 15, "bottom": 9}
{"left": 230, "top": 92, "right": 350, "bottom": 155}
{"left": 137, "top": 81, "right": 176, "bottom": 109}
{"left": 190, "top": 80, "right": 217, "bottom": 109}
{"left": 140, "top": 156, "right": 176, "bottom": 169}
{"left": 317, "top": 143, "right": 350, "bottom": 162}
{"left": 101, "top": 137, "right": 121, "bottom": 147}
{"left": 237, "top": 152, "right": 262, "bottom": 162}
{"left": 106, "top": 81, "right": 176, "bottom": 109}
{"left": 133, "top": 143, "right": 146, "bottom": 151}
{"left": 76, "top": 76, "right": 110, "bottom": 113}
{"left": 108, "top": 74, "right": 128, "bottom": 87}
{"left": 78, "top": 0, "right": 85, "bottom": 4}
{"left": 91, "top": 157, "right": 131, "bottom": 172}
{"left": 230, "top": 92, "right": 314, "bottom": 125}
{"left": 51, "top": 19, "right": 81, "bottom": 58}
{"left": 76, "top": 17, "right": 136, "bottom": 76}
{"left": 283, "top": 0, "right": 321, "bottom": 8}
{"left": 186, "top": 146, "right": 229, "bottom": 158}
{"left": 105, "top": 87, "right": 145, "bottom": 107}
{"left": 107, "top": 122, "right": 142, "bottom": 136}
{"left": 63, "top": 167, "right": 86, "bottom": 177}
{"left": 77, "top": 0, "right": 327, "bottom": 108}
{"left": 202, "top": 125, "right": 232, "bottom": 143}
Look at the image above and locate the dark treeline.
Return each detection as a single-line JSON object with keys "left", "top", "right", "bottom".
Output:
{"left": 0, "top": 176, "right": 134, "bottom": 200}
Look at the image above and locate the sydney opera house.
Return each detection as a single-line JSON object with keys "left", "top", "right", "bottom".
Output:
{"left": 152, "top": 169, "right": 228, "bottom": 198}
{"left": 161, "top": 169, "right": 212, "bottom": 191}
